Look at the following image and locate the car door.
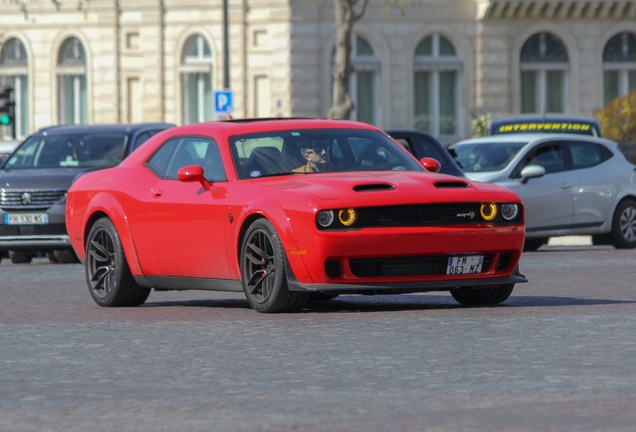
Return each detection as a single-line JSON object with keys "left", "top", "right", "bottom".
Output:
{"left": 143, "top": 136, "right": 230, "bottom": 279}
{"left": 509, "top": 141, "right": 575, "bottom": 231}
{"left": 566, "top": 140, "right": 617, "bottom": 226}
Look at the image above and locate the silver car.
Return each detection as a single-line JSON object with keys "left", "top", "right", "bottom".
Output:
{"left": 450, "top": 134, "right": 636, "bottom": 251}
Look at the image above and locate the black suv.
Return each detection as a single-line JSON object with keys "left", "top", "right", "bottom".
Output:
{"left": 0, "top": 123, "right": 174, "bottom": 264}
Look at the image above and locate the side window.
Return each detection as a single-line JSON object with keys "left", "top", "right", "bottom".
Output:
{"left": 513, "top": 142, "right": 565, "bottom": 177}
{"left": 411, "top": 137, "right": 449, "bottom": 164}
{"left": 165, "top": 137, "right": 225, "bottom": 181}
{"left": 132, "top": 132, "right": 151, "bottom": 151}
{"left": 145, "top": 138, "right": 180, "bottom": 177}
{"left": 569, "top": 141, "right": 606, "bottom": 170}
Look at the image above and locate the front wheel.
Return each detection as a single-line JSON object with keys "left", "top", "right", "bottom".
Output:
{"left": 451, "top": 283, "right": 515, "bottom": 306}
{"left": 240, "top": 219, "right": 310, "bottom": 313}
{"left": 85, "top": 217, "right": 150, "bottom": 307}
{"left": 610, "top": 199, "right": 636, "bottom": 249}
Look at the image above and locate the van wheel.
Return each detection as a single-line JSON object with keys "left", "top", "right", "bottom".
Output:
{"left": 9, "top": 251, "right": 32, "bottom": 264}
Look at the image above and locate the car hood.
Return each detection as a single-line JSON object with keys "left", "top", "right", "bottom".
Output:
{"left": 0, "top": 168, "right": 95, "bottom": 190}
{"left": 464, "top": 171, "right": 506, "bottom": 183}
{"left": 252, "top": 171, "right": 516, "bottom": 202}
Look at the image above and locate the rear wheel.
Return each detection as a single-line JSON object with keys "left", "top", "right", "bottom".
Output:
{"left": 85, "top": 217, "right": 150, "bottom": 307}
{"left": 523, "top": 237, "right": 547, "bottom": 252}
{"left": 610, "top": 199, "right": 636, "bottom": 249}
{"left": 240, "top": 219, "right": 310, "bottom": 313}
{"left": 9, "top": 251, "right": 32, "bottom": 264}
{"left": 451, "top": 283, "right": 515, "bottom": 306}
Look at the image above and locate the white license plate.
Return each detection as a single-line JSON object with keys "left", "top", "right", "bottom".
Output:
{"left": 4, "top": 213, "right": 49, "bottom": 225}
{"left": 446, "top": 255, "right": 484, "bottom": 275}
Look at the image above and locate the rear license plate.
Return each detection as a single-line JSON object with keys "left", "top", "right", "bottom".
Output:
{"left": 3, "top": 213, "right": 49, "bottom": 225}
{"left": 446, "top": 255, "right": 484, "bottom": 275}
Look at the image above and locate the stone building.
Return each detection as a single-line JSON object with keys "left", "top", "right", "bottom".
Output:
{"left": 1, "top": 0, "right": 635, "bottom": 142}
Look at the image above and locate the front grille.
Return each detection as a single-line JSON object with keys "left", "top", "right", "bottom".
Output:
{"left": 0, "top": 189, "right": 66, "bottom": 209}
{"left": 355, "top": 203, "right": 486, "bottom": 227}
{"left": 496, "top": 253, "right": 511, "bottom": 271}
{"left": 349, "top": 254, "right": 494, "bottom": 278}
{"left": 325, "top": 260, "right": 341, "bottom": 277}
{"left": 0, "top": 224, "right": 66, "bottom": 236}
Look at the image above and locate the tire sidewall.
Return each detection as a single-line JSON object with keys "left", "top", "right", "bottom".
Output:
{"left": 611, "top": 199, "right": 636, "bottom": 249}
{"left": 85, "top": 218, "right": 127, "bottom": 306}
{"left": 240, "top": 219, "right": 288, "bottom": 312}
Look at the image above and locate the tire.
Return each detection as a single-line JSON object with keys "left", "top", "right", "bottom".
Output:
{"left": 451, "top": 283, "right": 515, "bottom": 306}
{"left": 523, "top": 237, "right": 547, "bottom": 252}
{"left": 610, "top": 199, "right": 636, "bottom": 249}
{"left": 85, "top": 217, "right": 150, "bottom": 307}
{"left": 309, "top": 292, "right": 340, "bottom": 302}
{"left": 240, "top": 219, "right": 310, "bottom": 313}
{"left": 9, "top": 251, "right": 32, "bottom": 264}
{"left": 46, "top": 251, "right": 59, "bottom": 263}
{"left": 592, "top": 234, "right": 611, "bottom": 246}
{"left": 53, "top": 249, "right": 81, "bottom": 264}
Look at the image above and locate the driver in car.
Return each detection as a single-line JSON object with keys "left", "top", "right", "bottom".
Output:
{"left": 293, "top": 140, "right": 334, "bottom": 173}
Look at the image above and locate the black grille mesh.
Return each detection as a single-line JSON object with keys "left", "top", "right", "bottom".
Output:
{"left": 349, "top": 254, "right": 493, "bottom": 278}
{"left": 496, "top": 254, "right": 511, "bottom": 271}
{"left": 324, "top": 260, "right": 341, "bottom": 277}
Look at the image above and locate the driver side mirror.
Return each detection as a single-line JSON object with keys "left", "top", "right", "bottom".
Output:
{"left": 177, "top": 164, "right": 212, "bottom": 191}
{"left": 420, "top": 157, "right": 441, "bottom": 173}
{"left": 520, "top": 164, "right": 545, "bottom": 184}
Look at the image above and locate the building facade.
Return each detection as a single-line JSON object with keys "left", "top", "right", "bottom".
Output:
{"left": 1, "top": 0, "right": 635, "bottom": 142}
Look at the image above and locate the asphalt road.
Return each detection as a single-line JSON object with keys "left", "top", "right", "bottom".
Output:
{"left": 1, "top": 244, "right": 636, "bottom": 432}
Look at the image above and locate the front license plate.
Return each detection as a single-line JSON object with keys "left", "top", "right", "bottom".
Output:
{"left": 3, "top": 213, "right": 49, "bottom": 225}
{"left": 446, "top": 255, "right": 484, "bottom": 275}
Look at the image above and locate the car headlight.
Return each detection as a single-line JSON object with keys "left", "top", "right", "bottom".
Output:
{"left": 480, "top": 203, "right": 497, "bottom": 221}
{"left": 500, "top": 203, "right": 519, "bottom": 221}
{"left": 338, "top": 208, "right": 357, "bottom": 227}
{"left": 317, "top": 210, "right": 335, "bottom": 227}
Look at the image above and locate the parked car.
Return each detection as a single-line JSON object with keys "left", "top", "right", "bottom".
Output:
{"left": 450, "top": 133, "right": 636, "bottom": 251}
{"left": 0, "top": 123, "right": 174, "bottom": 264}
{"left": 488, "top": 115, "right": 602, "bottom": 137}
{"left": 66, "top": 118, "right": 527, "bottom": 312}
{"left": 386, "top": 130, "right": 465, "bottom": 177}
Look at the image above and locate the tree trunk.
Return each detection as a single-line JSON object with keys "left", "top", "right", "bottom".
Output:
{"left": 327, "top": 0, "right": 369, "bottom": 120}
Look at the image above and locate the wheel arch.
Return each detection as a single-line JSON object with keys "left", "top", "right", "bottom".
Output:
{"left": 82, "top": 193, "right": 144, "bottom": 276}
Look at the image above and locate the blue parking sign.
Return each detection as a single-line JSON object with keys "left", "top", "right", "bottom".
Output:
{"left": 215, "top": 90, "right": 234, "bottom": 114}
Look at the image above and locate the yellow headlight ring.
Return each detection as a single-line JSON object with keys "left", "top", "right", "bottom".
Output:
{"left": 338, "top": 208, "right": 358, "bottom": 226}
{"left": 480, "top": 203, "right": 497, "bottom": 221}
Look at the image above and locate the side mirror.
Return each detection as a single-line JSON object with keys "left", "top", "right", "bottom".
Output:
{"left": 420, "top": 157, "right": 441, "bottom": 173}
{"left": 177, "top": 165, "right": 212, "bottom": 191}
{"left": 520, "top": 164, "right": 545, "bottom": 184}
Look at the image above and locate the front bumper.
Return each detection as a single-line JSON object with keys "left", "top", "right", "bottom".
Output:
{"left": 0, "top": 234, "right": 71, "bottom": 250}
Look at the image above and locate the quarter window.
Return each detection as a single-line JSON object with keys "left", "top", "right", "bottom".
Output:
{"left": 0, "top": 38, "right": 29, "bottom": 138}
{"left": 520, "top": 32, "right": 569, "bottom": 114}
{"left": 413, "top": 34, "right": 461, "bottom": 137}
{"left": 569, "top": 141, "right": 609, "bottom": 170}
{"left": 146, "top": 137, "right": 225, "bottom": 181}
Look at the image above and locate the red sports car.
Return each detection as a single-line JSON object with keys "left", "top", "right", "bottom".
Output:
{"left": 66, "top": 119, "right": 527, "bottom": 313}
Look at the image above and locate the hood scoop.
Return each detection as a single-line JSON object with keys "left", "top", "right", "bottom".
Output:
{"left": 353, "top": 183, "right": 395, "bottom": 192}
{"left": 434, "top": 181, "right": 470, "bottom": 189}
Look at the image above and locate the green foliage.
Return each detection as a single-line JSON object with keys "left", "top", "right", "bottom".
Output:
{"left": 471, "top": 112, "right": 491, "bottom": 138}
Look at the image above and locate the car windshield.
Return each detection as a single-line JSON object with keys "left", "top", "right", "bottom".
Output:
{"left": 451, "top": 141, "right": 528, "bottom": 173}
{"left": 4, "top": 133, "right": 128, "bottom": 169}
{"left": 230, "top": 128, "right": 424, "bottom": 179}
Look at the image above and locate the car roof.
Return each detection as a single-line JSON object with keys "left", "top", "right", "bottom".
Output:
{"left": 164, "top": 118, "right": 378, "bottom": 135}
{"left": 453, "top": 133, "right": 619, "bottom": 148}
{"left": 35, "top": 123, "right": 175, "bottom": 135}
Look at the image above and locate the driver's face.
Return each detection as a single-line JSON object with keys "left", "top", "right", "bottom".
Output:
{"left": 304, "top": 141, "right": 330, "bottom": 166}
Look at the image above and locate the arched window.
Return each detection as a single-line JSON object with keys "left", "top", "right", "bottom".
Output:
{"left": 330, "top": 36, "right": 380, "bottom": 125}
{"left": 0, "top": 38, "right": 29, "bottom": 138}
{"left": 520, "top": 32, "right": 569, "bottom": 114}
{"left": 180, "top": 34, "right": 213, "bottom": 124}
{"left": 413, "top": 34, "right": 461, "bottom": 136}
{"left": 57, "top": 37, "right": 87, "bottom": 124}
{"left": 603, "top": 32, "right": 636, "bottom": 106}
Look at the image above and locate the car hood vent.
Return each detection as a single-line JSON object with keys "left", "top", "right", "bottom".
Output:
{"left": 353, "top": 183, "right": 395, "bottom": 192}
{"left": 434, "top": 181, "right": 470, "bottom": 188}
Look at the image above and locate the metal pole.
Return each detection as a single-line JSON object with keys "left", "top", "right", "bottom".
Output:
{"left": 223, "top": 0, "right": 230, "bottom": 89}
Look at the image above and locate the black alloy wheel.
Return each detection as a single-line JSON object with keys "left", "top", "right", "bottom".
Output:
{"left": 451, "top": 283, "right": 515, "bottom": 306}
{"left": 523, "top": 237, "right": 548, "bottom": 252}
{"left": 240, "top": 219, "right": 309, "bottom": 313}
{"left": 85, "top": 217, "right": 150, "bottom": 307}
{"left": 610, "top": 199, "right": 636, "bottom": 249}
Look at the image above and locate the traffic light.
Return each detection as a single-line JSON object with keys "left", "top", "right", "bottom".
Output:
{"left": 0, "top": 85, "right": 15, "bottom": 128}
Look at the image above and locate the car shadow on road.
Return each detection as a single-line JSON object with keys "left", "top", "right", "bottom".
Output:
{"left": 143, "top": 294, "right": 635, "bottom": 313}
